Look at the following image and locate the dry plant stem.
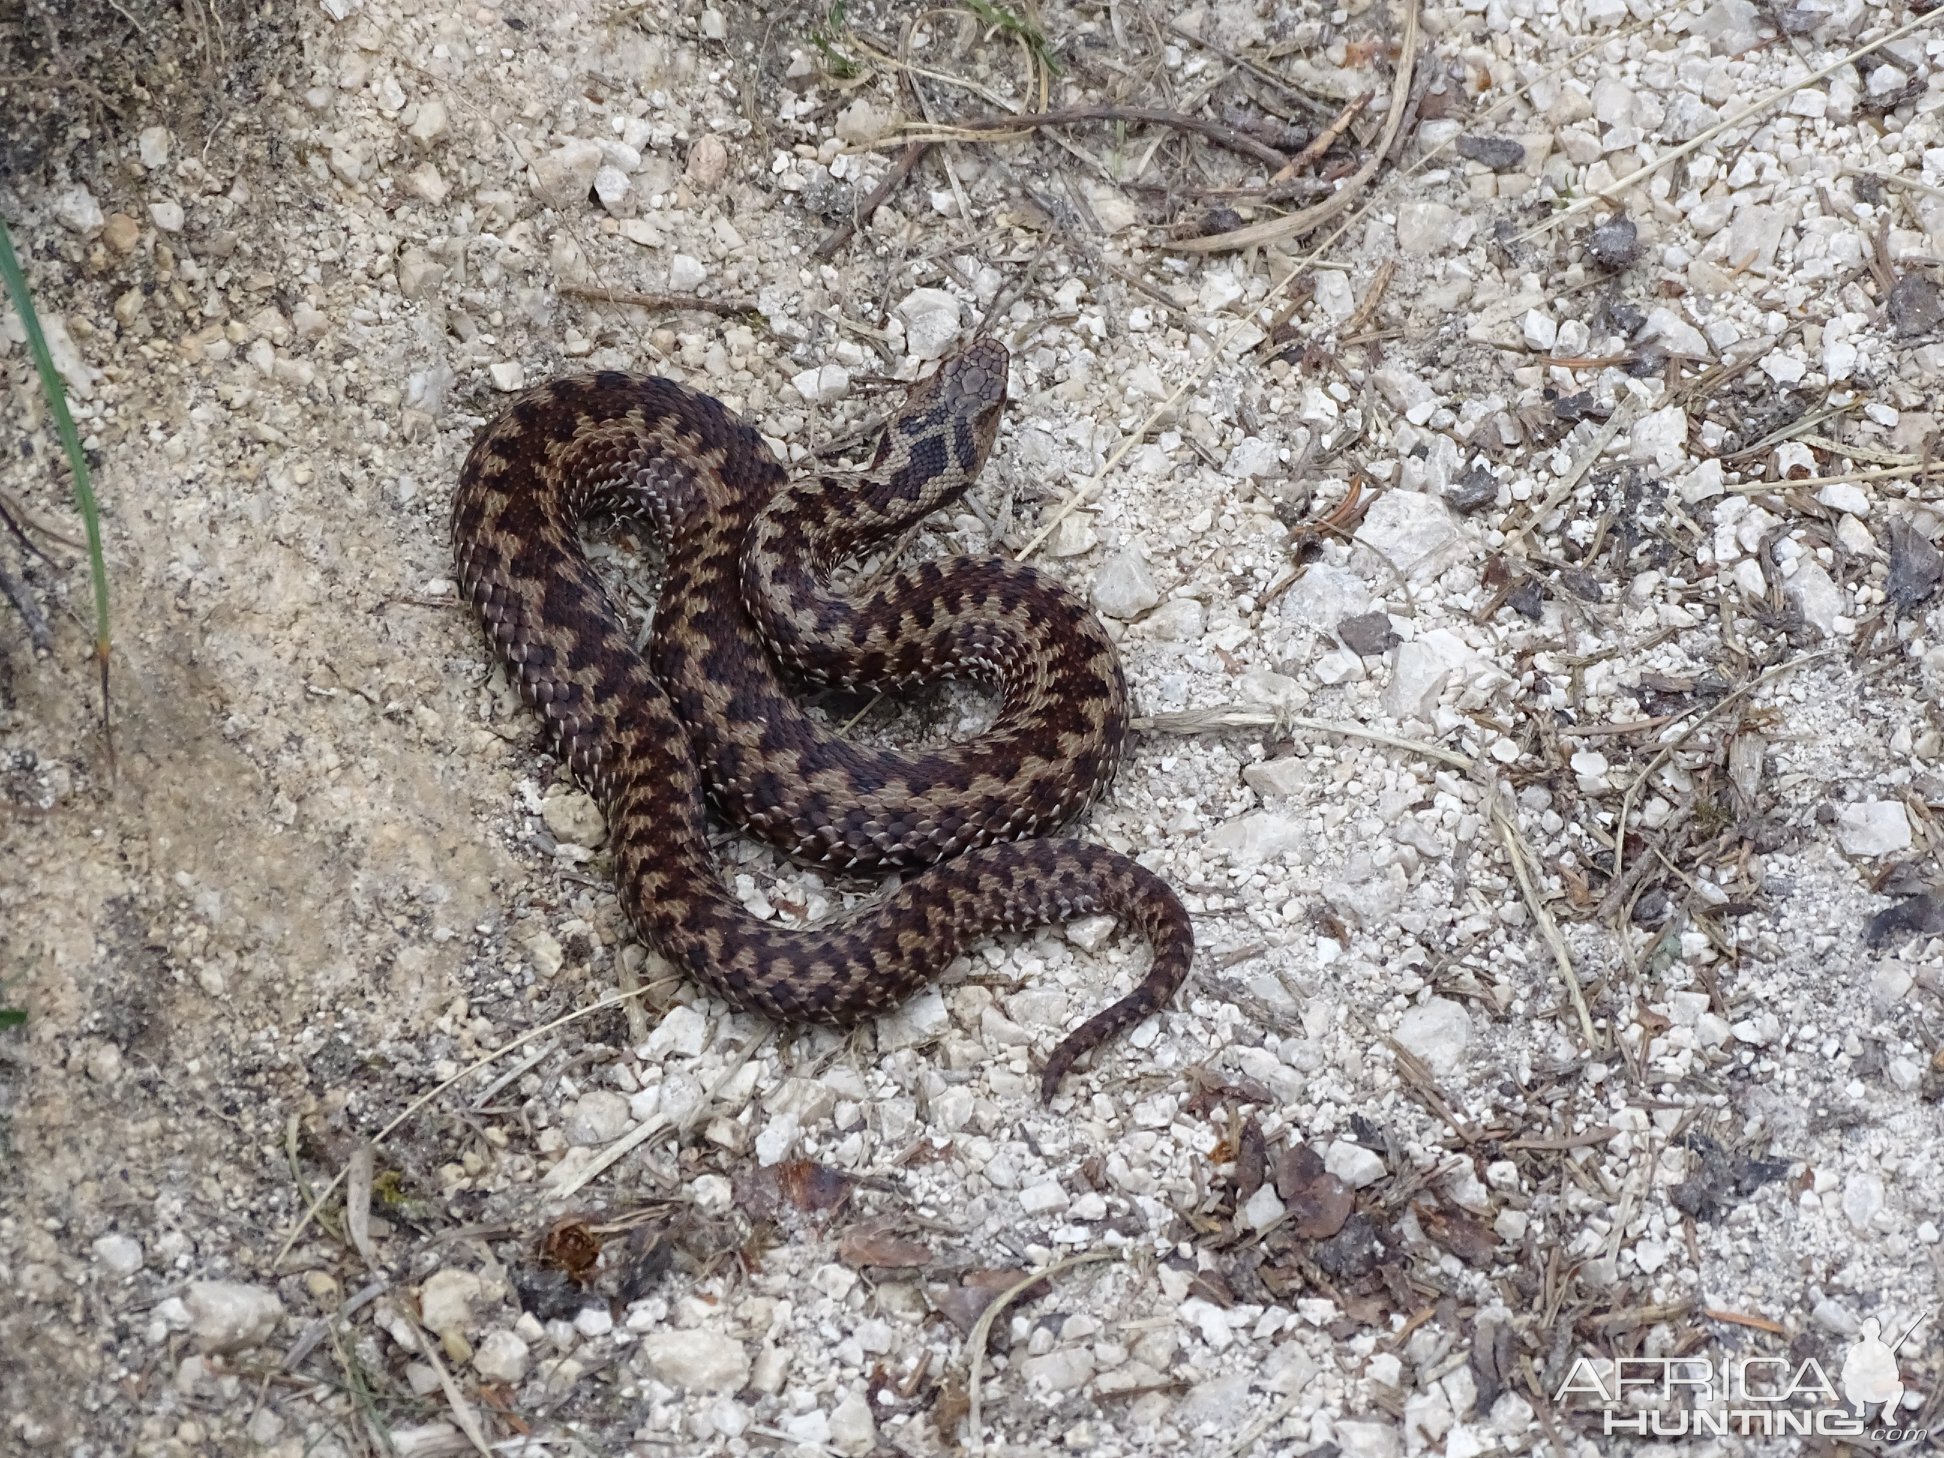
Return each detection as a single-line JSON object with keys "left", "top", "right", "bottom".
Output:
{"left": 1520, "top": 8, "right": 1944, "bottom": 239}
{"left": 1171, "top": 0, "right": 1419, "bottom": 253}
{"left": 813, "top": 140, "right": 933, "bottom": 260}
{"left": 966, "top": 1252, "right": 1120, "bottom": 1454}
{"left": 412, "top": 1325, "right": 494, "bottom": 1457}
{"left": 1492, "top": 799, "right": 1599, "bottom": 1048}
{"left": 1608, "top": 648, "right": 1839, "bottom": 897}
{"left": 913, "top": 103, "right": 1290, "bottom": 168}
{"left": 557, "top": 282, "right": 757, "bottom": 317}
{"left": 1270, "top": 87, "right": 1373, "bottom": 182}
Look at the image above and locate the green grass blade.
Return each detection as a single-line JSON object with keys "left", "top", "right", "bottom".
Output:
{"left": 0, "top": 215, "right": 112, "bottom": 756}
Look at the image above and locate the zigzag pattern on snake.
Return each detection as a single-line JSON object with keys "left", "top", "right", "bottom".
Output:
{"left": 451, "top": 339, "right": 1193, "bottom": 1097}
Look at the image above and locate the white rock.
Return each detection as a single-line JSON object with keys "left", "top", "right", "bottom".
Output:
{"left": 669, "top": 253, "right": 708, "bottom": 291}
{"left": 564, "top": 1090, "right": 631, "bottom": 1145}
{"left": 1382, "top": 629, "right": 1478, "bottom": 723}
{"left": 1786, "top": 560, "right": 1845, "bottom": 636}
{"left": 1278, "top": 562, "right": 1375, "bottom": 633}
{"left": 1092, "top": 548, "right": 1161, "bottom": 619}
{"left": 53, "top": 186, "right": 104, "bottom": 235}
{"left": 185, "top": 1281, "right": 284, "bottom": 1354}
{"left": 790, "top": 364, "right": 851, "bottom": 405}
{"left": 1222, "top": 436, "right": 1281, "bottom": 479}
{"left": 574, "top": 1307, "right": 613, "bottom": 1337}
{"left": 1065, "top": 914, "right": 1117, "bottom": 953}
{"left": 895, "top": 288, "right": 963, "bottom": 361}
{"left": 829, "top": 1391, "right": 877, "bottom": 1456}
{"left": 637, "top": 1331, "right": 750, "bottom": 1392}
{"left": 1522, "top": 309, "right": 1559, "bottom": 351}
{"left": 877, "top": 989, "right": 950, "bottom": 1050}
{"left": 409, "top": 99, "right": 448, "bottom": 144}
{"left": 700, "top": 7, "right": 726, "bottom": 39}
{"left": 1209, "top": 812, "right": 1307, "bottom": 865}
{"left": 1817, "top": 482, "right": 1870, "bottom": 517}
{"left": 1630, "top": 404, "right": 1690, "bottom": 471}
{"left": 1334, "top": 1417, "right": 1404, "bottom": 1458}
{"left": 1843, "top": 1172, "right": 1885, "bottom": 1233}
{"left": 1020, "top": 1346, "right": 1095, "bottom": 1393}
{"left": 1571, "top": 749, "right": 1610, "bottom": 793}
{"left": 834, "top": 99, "right": 887, "bottom": 145}
{"left": 1394, "top": 998, "right": 1470, "bottom": 1074}
{"left": 1146, "top": 598, "right": 1205, "bottom": 641}
{"left": 149, "top": 199, "right": 185, "bottom": 233}
{"left": 1242, "top": 758, "right": 1308, "bottom": 799}
{"left": 1640, "top": 308, "right": 1707, "bottom": 358}
{"left": 419, "top": 1270, "right": 485, "bottom": 1334}
{"left": 489, "top": 361, "right": 527, "bottom": 392}
{"left": 541, "top": 788, "right": 605, "bottom": 844}
{"left": 593, "top": 165, "right": 634, "bottom": 216}
{"left": 1835, "top": 801, "right": 1911, "bottom": 857}
{"left": 473, "top": 1330, "right": 531, "bottom": 1384}
{"left": 532, "top": 138, "right": 605, "bottom": 203}
{"left": 1355, "top": 491, "right": 1464, "bottom": 582}
{"left": 1242, "top": 1183, "right": 1286, "bottom": 1232}
{"left": 1019, "top": 1179, "right": 1069, "bottom": 1215}
{"left": 1396, "top": 202, "right": 1457, "bottom": 255}
{"left": 646, "top": 1004, "right": 709, "bottom": 1058}
{"left": 138, "top": 125, "right": 172, "bottom": 168}
{"left": 1313, "top": 649, "right": 1363, "bottom": 686}
{"left": 92, "top": 1234, "right": 143, "bottom": 1275}
{"left": 1325, "top": 1140, "right": 1386, "bottom": 1188}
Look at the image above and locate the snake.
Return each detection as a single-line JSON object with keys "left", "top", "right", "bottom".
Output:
{"left": 451, "top": 338, "right": 1193, "bottom": 1098}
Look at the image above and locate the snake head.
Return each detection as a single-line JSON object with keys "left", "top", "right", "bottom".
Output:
{"left": 875, "top": 335, "right": 1010, "bottom": 481}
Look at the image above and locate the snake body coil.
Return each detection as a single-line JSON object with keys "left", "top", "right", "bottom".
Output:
{"left": 451, "top": 342, "right": 1192, "bottom": 1097}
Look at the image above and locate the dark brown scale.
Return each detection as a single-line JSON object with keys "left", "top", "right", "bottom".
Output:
{"left": 449, "top": 350, "right": 1193, "bottom": 1098}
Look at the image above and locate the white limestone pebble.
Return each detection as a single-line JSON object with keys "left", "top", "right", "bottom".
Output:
{"left": 185, "top": 1281, "right": 285, "bottom": 1354}
{"left": 419, "top": 1270, "right": 485, "bottom": 1334}
{"left": 829, "top": 1390, "right": 878, "bottom": 1456}
{"left": 1382, "top": 630, "right": 1477, "bottom": 723}
{"left": 53, "top": 186, "right": 104, "bottom": 235}
{"left": 149, "top": 199, "right": 185, "bottom": 233}
{"left": 1092, "top": 548, "right": 1161, "bottom": 619}
{"left": 1325, "top": 1140, "right": 1387, "bottom": 1188}
{"left": 895, "top": 287, "right": 962, "bottom": 361}
{"left": 1354, "top": 491, "right": 1464, "bottom": 582}
{"left": 474, "top": 1330, "right": 532, "bottom": 1384}
{"left": 1394, "top": 997, "right": 1471, "bottom": 1075}
{"left": 92, "top": 1234, "right": 143, "bottom": 1276}
{"left": 532, "top": 139, "right": 605, "bottom": 203}
{"left": 541, "top": 788, "right": 605, "bottom": 845}
{"left": 1835, "top": 801, "right": 1911, "bottom": 857}
{"left": 564, "top": 1090, "right": 632, "bottom": 1145}
{"left": 669, "top": 254, "right": 708, "bottom": 292}
{"left": 138, "top": 126, "right": 172, "bottom": 169}
{"left": 489, "top": 361, "right": 527, "bottom": 392}
{"left": 791, "top": 364, "right": 851, "bottom": 405}
{"left": 637, "top": 1331, "right": 750, "bottom": 1392}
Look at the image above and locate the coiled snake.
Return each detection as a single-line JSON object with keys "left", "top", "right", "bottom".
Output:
{"left": 451, "top": 338, "right": 1192, "bottom": 1097}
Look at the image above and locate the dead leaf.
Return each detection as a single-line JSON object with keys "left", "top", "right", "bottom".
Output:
{"left": 839, "top": 1222, "right": 933, "bottom": 1269}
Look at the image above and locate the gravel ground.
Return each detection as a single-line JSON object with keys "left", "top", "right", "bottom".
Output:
{"left": 4, "top": 1, "right": 1944, "bottom": 1454}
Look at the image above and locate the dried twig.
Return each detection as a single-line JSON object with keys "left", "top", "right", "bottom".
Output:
{"left": 558, "top": 282, "right": 758, "bottom": 318}
{"left": 813, "top": 140, "right": 933, "bottom": 259}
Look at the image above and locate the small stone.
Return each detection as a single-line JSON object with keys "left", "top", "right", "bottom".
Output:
{"left": 532, "top": 138, "right": 605, "bottom": 204}
{"left": 489, "top": 361, "right": 526, "bottom": 392}
{"left": 408, "top": 99, "right": 448, "bottom": 145}
{"left": 637, "top": 1331, "right": 750, "bottom": 1392}
{"left": 791, "top": 364, "right": 851, "bottom": 405}
{"left": 1522, "top": 309, "right": 1558, "bottom": 351}
{"left": 1786, "top": 560, "right": 1845, "bottom": 636}
{"left": 1382, "top": 629, "right": 1478, "bottom": 722}
{"left": 1020, "top": 1346, "right": 1095, "bottom": 1393}
{"left": 1242, "top": 758, "right": 1308, "bottom": 799}
{"left": 1835, "top": 801, "right": 1911, "bottom": 857}
{"left": 419, "top": 1270, "right": 485, "bottom": 1334}
{"left": 685, "top": 135, "right": 729, "bottom": 188}
{"left": 149, "top": 199, "right": 185, "bottom": 233}
{"left": 1222, "top": 436, "right": 1281, "bottom": 480}
{"left": 396, "top": 248, "right": 445, "bottom": 301}
{"left": 1355, "top": 491, "right": 1464, "bottom": 582}
{"left": 1279, "top": 562, "right": 1375, "bottom": 633}
{"left": 185, "top": 1281, "right": 284, "bottom": 1354}
{"left": 668, "top": 254, "right": 708, "bottom": 292}
{"left": 1092, "top": 548, "right": 1161, "bottom": 618}
{"left": 1065, "top": 915, "right": 1117, "bottom": 953}
{"left": 1146, "top": 598, "right": 1205, "bottom": 641}
{"left": 541, "top": 788, "right": 605, "bottom": 845}
{"left": 700, "top": 7, "right": 726, "bottom": 39}
{"left": 645, "top": 1004, "right": 709, "bottom": 1058}
{"left": 102, "top": 213, "right": 141, "bottom": 251}
{"left": 1334, "top": 1418, "right": 1404, "bottom": 1458}
{"left": 1396, "top": 201, "right": 1457, "bottom": 255}
{"left": 829, "top": 1390, "right": 877, "bottom": 1456}
{"left": 86, "top": 1042, "right": 123, "bottom": 1084}
{"left": 1629, "top": 402, "right": 1691, "bottom": 471}
{"left": 1843, "top": 1173, "right": 1884, "bottom": 1233}
{"left": 564, "top": 1090, "right": 632, "bottom": 1146}
{"left": 1394, "top": 997, "right": 1470, "bottom": 1074}
{"left": 894, "top": 287, "right": 962, "bottom": 361}
{"left": 593, "top": 165, "right": 634, "bottom": 216}
{"left": 1816, "top": 482, "right": 1870, "bottom": 517}
{"left": 53, "top": 186, "right": 104, "bottom": 236}
{"left": 1324, "top": 1140, "right": 1386, "bottom": 1188}
{"left": 1019, "top": 1179, "right": 1069, "bottom": 1215}
{"left": 1242, "top": 1183, "right": 1286, "bottom": 1232}
{"left": 574, "top": 1307, "right": 613, "bottom": 1337}
{"left": 474, "top": 1330, "right": 531, "bottom": 1384}
{"left": 138, "top": 125, "right": 173, "bottom": 168}
{"left": 1210, "top": 813, "right": 1306, "bottom": 865}
{"left": 834, "top": 100, "right": 887, "bottom": 146}
{"left": 405, "top": 163, "right": 449, "bottom": 205}
{"left": 1571, "top": 749, "right": 1610, "bottom": 793}
{"left": 92, "top": 1234, "right": 143, "bottom": 1275}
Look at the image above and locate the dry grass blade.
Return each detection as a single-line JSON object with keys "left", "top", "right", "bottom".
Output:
{"left": 1491, "top": 799, "right": 1598, "bottom": 1049}
{"left": 966, "top": 1252, "right": 1119, "bottom": 1452}
{"left": 345, "top": 1143, "right": 378, "bottom": 1270}
{"left": 412, "top": 1323, "right": 494, "bottom": 1457}
{"left": 1170, "top": 0, "right": 1418, "bottom": 253}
